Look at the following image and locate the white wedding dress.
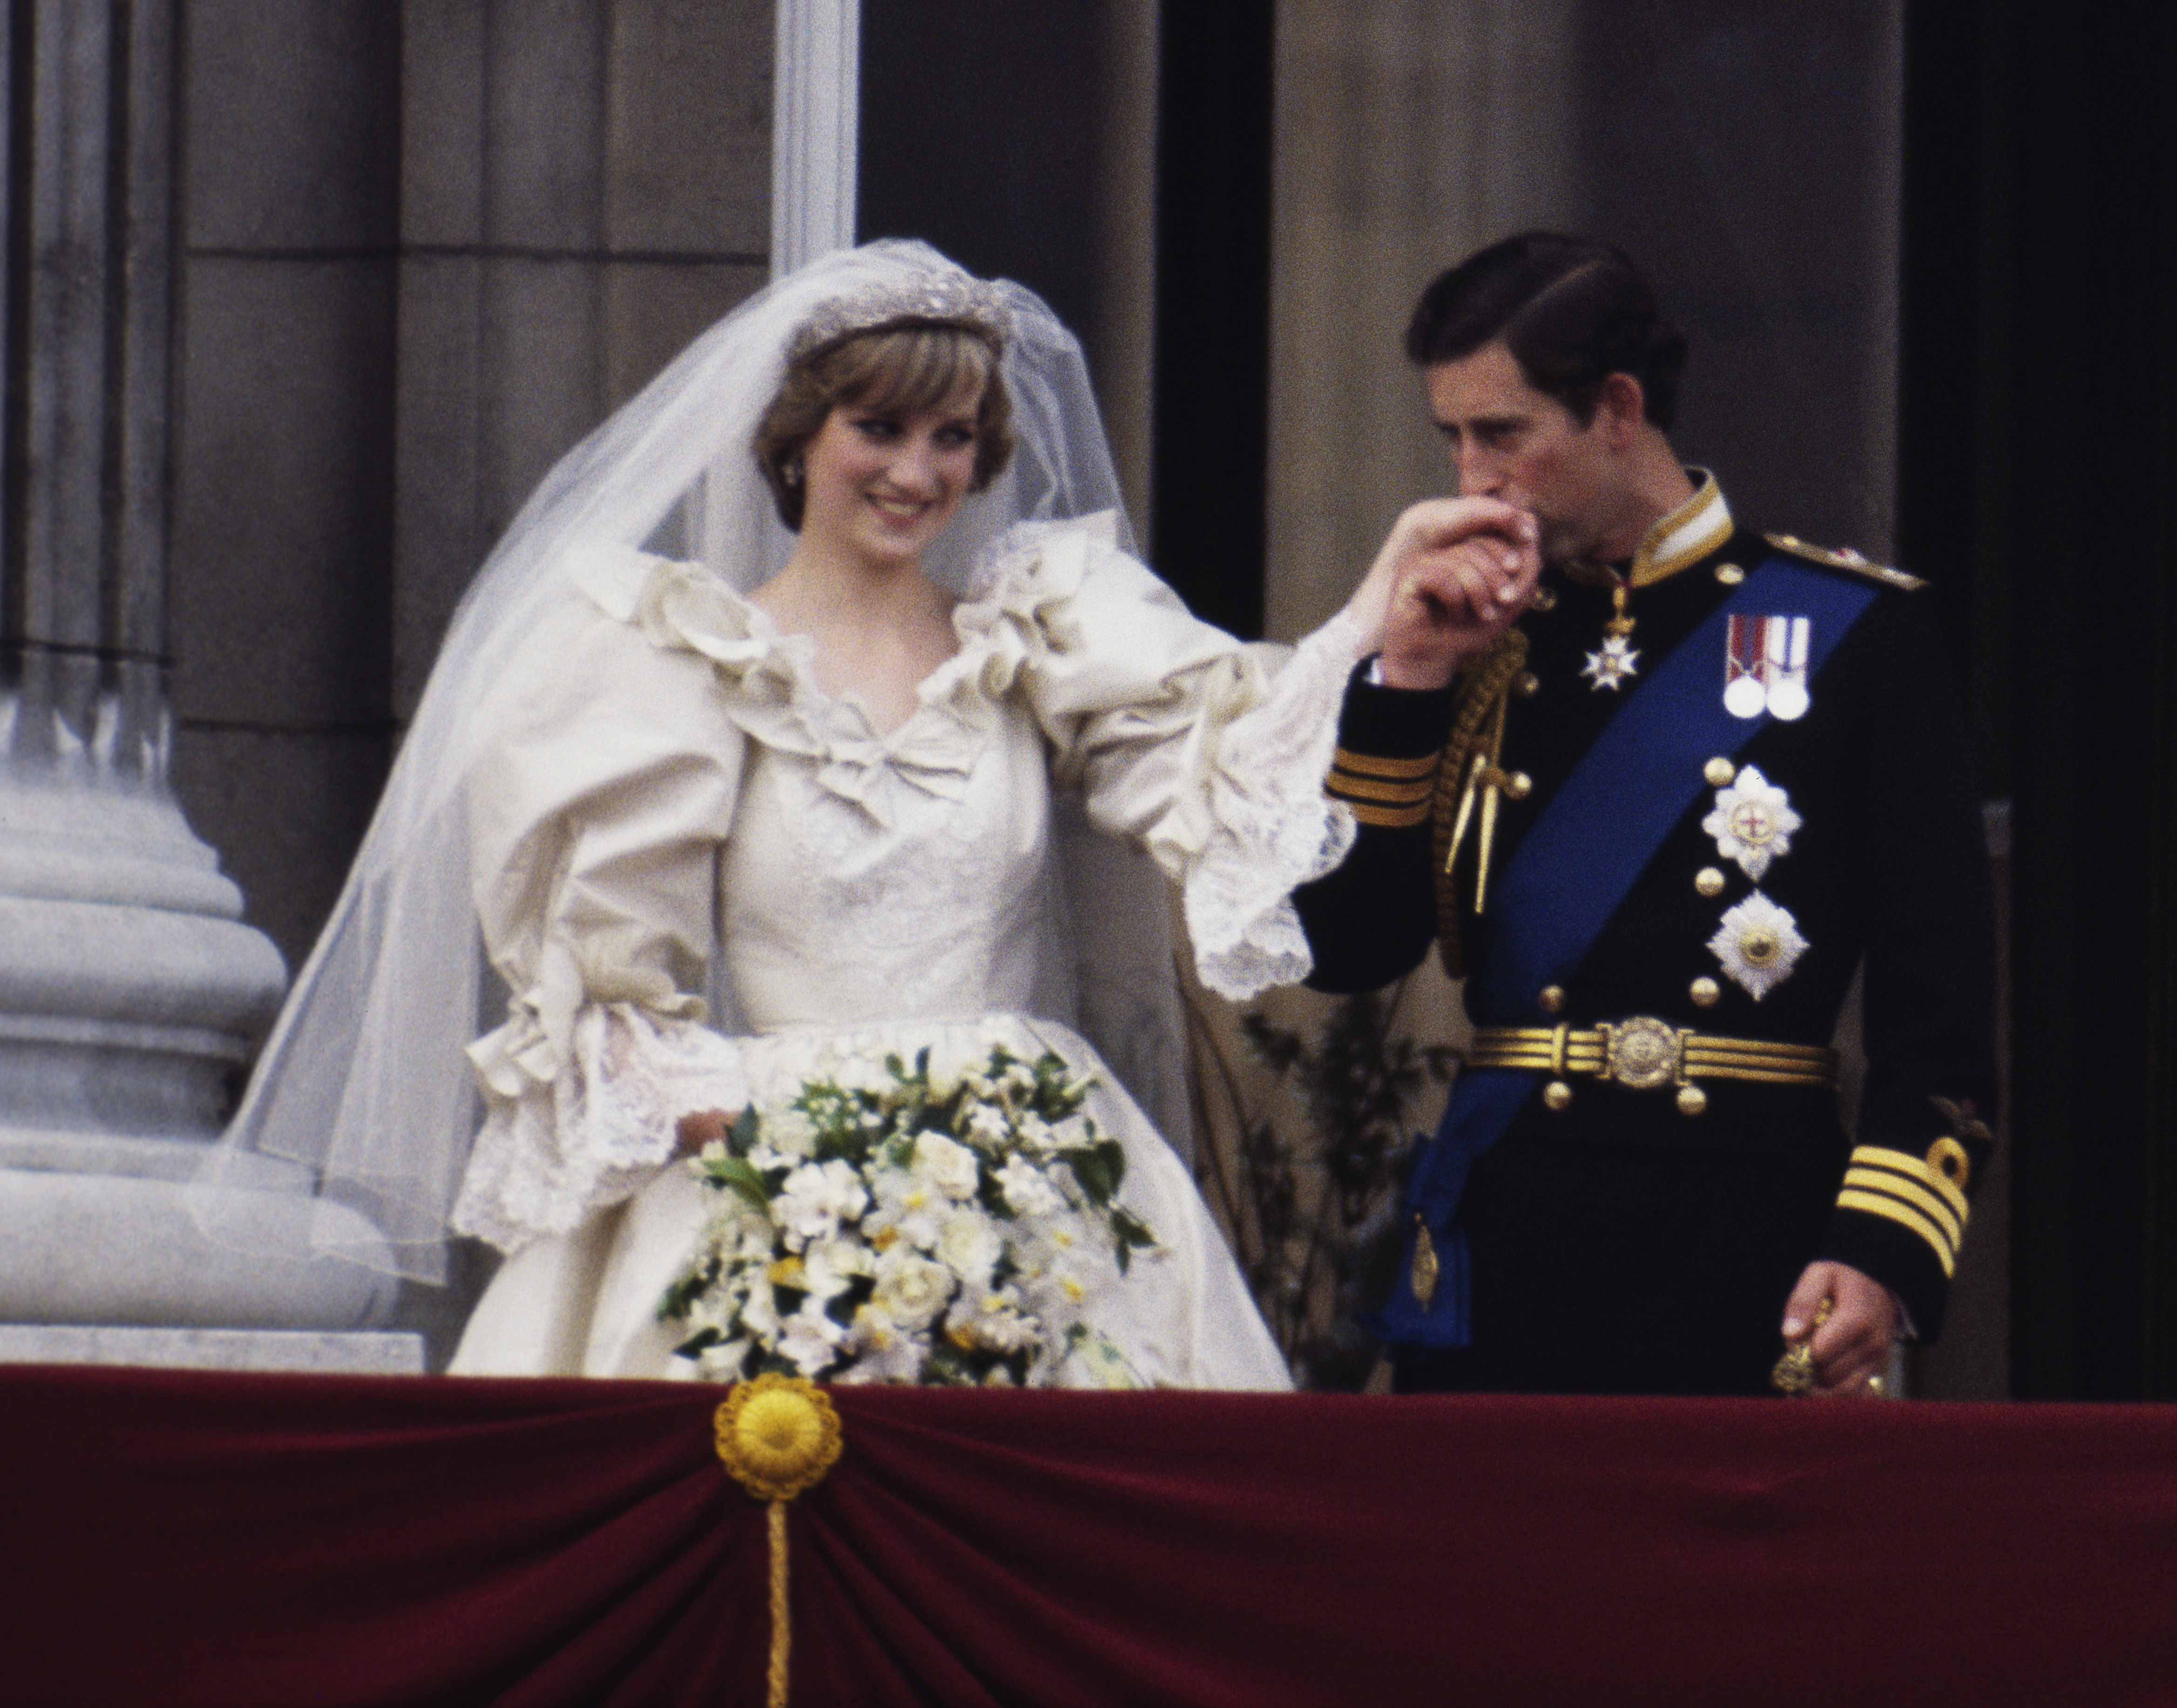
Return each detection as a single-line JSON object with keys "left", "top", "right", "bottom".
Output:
{"left": 445, "top": 514, "right": 1363, "bottom": 1388}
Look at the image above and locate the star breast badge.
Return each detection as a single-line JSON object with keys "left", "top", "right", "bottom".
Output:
{"left": 1701, "top": 764, "right": 1801, "bottom": 881}
{"left": 1707, "top": 891, "right": 1809, "bottom": 999}
{"left": 1581, "top": 633, "right": 1640, "bottom": 691}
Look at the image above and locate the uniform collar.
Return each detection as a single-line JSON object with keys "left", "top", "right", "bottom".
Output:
{"left": 1626, "top": 470, "right": 1731, "bottom": 588}
{"left": 1562, "top": 470, "right": 1733, "bottom": 594}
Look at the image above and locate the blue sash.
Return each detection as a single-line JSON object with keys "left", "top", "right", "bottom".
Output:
{"left": 1374, "top": 556, "right": 1880, "bottom": 1350}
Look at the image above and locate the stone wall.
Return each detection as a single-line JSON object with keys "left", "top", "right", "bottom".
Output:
{"left": 165, "top": 0, "right": 774, "bottom": 1362}
{"left": 170, "top": 0, "right": 774, "bottom": 980}
{"left": 1266, "top": 1, "right": 1903, "bottom": 639}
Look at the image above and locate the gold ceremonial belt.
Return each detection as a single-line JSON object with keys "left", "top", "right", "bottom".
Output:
{"left": 1466, "top": 1018, "right": 1838, "bottom": 1112}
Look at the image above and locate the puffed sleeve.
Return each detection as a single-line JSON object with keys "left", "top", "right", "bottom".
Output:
{"left": 958, "top": 516, "right": 1371, "bottom": 999}
{"left": 450, "top": 543, "right": 753, "bottom": 1254}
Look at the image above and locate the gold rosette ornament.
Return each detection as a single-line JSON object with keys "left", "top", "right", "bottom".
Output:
{"left": 715, "top": 1375, "right": 844, "bottom": 1707}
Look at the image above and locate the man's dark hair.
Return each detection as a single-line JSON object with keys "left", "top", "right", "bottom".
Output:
{"left": 1404, "top": 232, "right": 1688, "bottom": 429}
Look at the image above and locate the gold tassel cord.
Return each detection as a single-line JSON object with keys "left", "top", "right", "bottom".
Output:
{"left": 714, "top": 1374, "right": 845, "bottom": 1708}
{"left": 1429, "top": 629, "right": 1531, "bottom": 977}
{"left": 766, "top": 1499, "right": 791, "bottom": 1707}
{"left": 1471, "top": 693, "right": 1510, "bottom": 915}
{"left": 1769, "top": 1296, "right": 1836, "bottom": 1396}
{"left": 1444, "top": 687, "right": 1512, "bottom": 906}
{"left": 1445, "top": 748, "right": 1485, "bottom": 878}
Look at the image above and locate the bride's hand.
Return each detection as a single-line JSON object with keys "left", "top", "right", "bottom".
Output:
{"left": 1345, "top": 496, "right": 1540, "bottom": 690}
{"left": 676, "top": 1107, "right": 741, "bottom": 1154}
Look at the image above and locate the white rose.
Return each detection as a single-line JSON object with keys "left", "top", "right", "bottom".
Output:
{"left": 998, "top": 1059, "right": 1039, "bottom": 1101}
{"left": 871, "top": 1249, "right": 955, "bottom": 1331}
{"left": 841, "top": 1310, "right": 929, "bottom": 1384}
{"left": 962, "top": 1102, "right": 1014, "bottom": 1152}
{"left": 960, "top": 1288, "right": 1042, "bottom": 1356}
{"left": 773, "top": 1158, "right": 868, "bottom": 1248}
{"left": 996, "top": 1154, "right": 1063, "bottom": 1218}
{"left": 913, "top": 1132, "right": 983, "bottom": 1200}
{"left": 760, "top": 1105, "right": 820, "bottom": 1158}
{"left": 936, "top": 1207, "right": 1003, "bottom": 1287}
{"left": 801, "top": 1235, "right": 872, "bottom": 1301}
{"left": 777, "top": 1302, "right": 846, "bottom": 1376}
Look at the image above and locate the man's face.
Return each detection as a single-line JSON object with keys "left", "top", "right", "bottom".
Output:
{"left": 1424, "top": 342, "right": 1623, "bottom": 565}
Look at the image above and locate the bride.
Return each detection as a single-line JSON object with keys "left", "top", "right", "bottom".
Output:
{"left": 208, "top": 241, "right": 1525, "bottom": 1388}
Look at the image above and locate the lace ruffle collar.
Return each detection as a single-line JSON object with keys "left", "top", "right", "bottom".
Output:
{"left": 560, "top": 513, "right": 1123, "bottom": 823}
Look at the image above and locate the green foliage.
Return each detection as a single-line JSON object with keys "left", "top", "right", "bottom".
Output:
{"left": 1217, "top": 987, "right": 1454, "bottom": 1390}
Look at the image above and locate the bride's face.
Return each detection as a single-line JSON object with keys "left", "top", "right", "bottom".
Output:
{"left": 797, "top": 381, "right": 983, "bottom": 571}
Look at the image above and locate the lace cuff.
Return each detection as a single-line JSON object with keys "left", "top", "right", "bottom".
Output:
{"left": 452, "top": 1002, "right": 748, "bottom": 1254}
{"left": 1184, "top": 608, "right": 1367, "bottom": 999}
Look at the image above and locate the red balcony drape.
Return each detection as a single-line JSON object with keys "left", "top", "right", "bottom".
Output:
{"left": 6, "top": 1365, "right": 2174, "bottom": 1706}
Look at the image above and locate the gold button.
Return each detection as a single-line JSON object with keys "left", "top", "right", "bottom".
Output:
{"left": 1715, "top": 562, "right": 1744, "bottom": 586}
{"left": 1677, "top": 1084, "right": 1709, "bottom": 1116}
{"left": 1504, "top": 771, "right": 1532, "bottom": 799}
{"left": 1531, "top": 586, "right": 1559, "bottom": 612}
{"left": 1695, "top": 867, "right": 1726, "bottom": 897}
{"left": 1689, "top": 976, "right": 1721, "bottom": 1008}
{"left": 1703, "top": 757, "right": 1736, "bottom": 787}
{"left": 1928, "top": 1135, "right": 1971, "bottom": 1187}
{"left": 1542, "top": 1080, "right": 1573, "bottom": 1111}
{"left": 1514, "top": 671, "right": 1540, "bottom": 697}
{"left": 1537, "top": 985, "right": 1566, "bottom": 1014}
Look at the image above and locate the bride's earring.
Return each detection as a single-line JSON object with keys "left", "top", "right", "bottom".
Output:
{"left": 782, "top": 457, "right": 803, "bottom": 488}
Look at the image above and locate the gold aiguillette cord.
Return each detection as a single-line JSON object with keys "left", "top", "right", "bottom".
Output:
{"left": 1443, "top": 693, "right": 1513, "bottom": 914}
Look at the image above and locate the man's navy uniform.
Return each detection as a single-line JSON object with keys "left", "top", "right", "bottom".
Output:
{"left": 1296, "top": 476, "right": 1998, "bottom": 1395}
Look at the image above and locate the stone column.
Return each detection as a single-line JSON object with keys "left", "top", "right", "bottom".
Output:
{"left": 772, "top": 0, "right": 858, "bottom": 274}
{"left": 0, "top": 0, "right": 398, "bottom": 1360}
{"left": 1266, "top": 0, "right": 1581, "bottom": 641}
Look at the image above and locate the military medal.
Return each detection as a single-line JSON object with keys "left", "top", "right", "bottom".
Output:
{"left": 1582, "top": 577, "right": 1640, "bottom": 691}
{"left": 1767, "top": 615, "right": 1811, "bottom": 720}
{"left": 1724, "top": 615, "right": 1813, "bottom": 719}
{"left": 1724, "top": 615, "right": 1767, "bottom": 718}
{"left": 1702, "top": 764, "right": 1800, "bottom": 881}
{"left": 1702, "top": 765, "right": 1808, "bottom": 997}
{"left": 1582, "top": 632, "right": 1639, "bottom": 691}
{"left": 1708, "top": 891, "right": 1809, "bottom": 1000}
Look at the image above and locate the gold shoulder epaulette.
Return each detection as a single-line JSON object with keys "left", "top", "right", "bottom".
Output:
{"left": 1763, "top": 532, "right": 1926, "bottom": 591}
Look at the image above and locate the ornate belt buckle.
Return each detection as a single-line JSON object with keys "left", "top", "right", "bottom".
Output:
{"left": 1601, "top": 1017, "right": 1684, "bottom": 1090}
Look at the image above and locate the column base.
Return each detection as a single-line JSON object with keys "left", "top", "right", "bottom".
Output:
{"left": 0, "top": 1324, "right": 423, "bottom": 1373}
{"left": 0, "top": 1168, "right": 400, "bottom": 1330}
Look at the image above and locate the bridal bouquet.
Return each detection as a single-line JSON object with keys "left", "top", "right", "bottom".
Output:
{"left": 661, "top": 1041, "right": 1158, "bottom": 1386}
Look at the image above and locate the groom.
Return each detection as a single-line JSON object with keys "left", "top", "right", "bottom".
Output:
{"left": 1294, "top": 233, "right": 1998, "bottom": 1397}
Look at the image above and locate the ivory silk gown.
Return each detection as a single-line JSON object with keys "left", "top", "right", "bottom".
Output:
{"left": 447, "top": 515, "right": 1363, "bottom": 1388}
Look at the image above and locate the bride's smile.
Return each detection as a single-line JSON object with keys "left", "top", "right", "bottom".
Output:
{"left": 799, "top": 388, "right": 983, "bottom": 570}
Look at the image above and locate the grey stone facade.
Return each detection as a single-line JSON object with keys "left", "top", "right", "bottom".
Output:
{"left": 172, "top": 1, "right": 774, "bottom": 978}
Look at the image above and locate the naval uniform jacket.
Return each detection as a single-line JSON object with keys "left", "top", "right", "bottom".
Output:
{"left": 1293, "top": 479, "right": 1998, "bottom": 1395}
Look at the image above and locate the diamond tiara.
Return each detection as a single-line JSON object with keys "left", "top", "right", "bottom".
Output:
{"left": 787, "top": 272, "right": 1012, "bottom": 363}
